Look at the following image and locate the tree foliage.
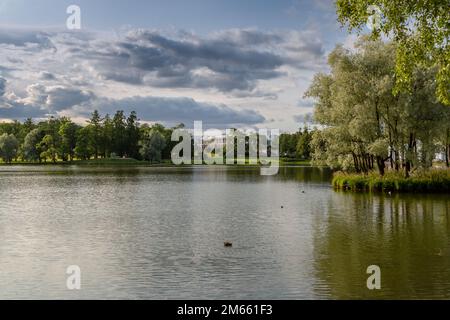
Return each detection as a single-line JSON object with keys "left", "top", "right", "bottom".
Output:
{"left": 0, "top": 110, "right": 187, "bottom": 164}
{"left": 336, "top": 0, "right": 450, "bottom": 106}
{"left": 306, "top": 38, "right": 450, "bottom": 176}
{"left": 279, "top": 128, "right": 313, "bottom": 160}
{"left": 23, "top": 129, "right": 42, "bottom": 162}
{"left": 0, "top": 133, "right": 19, "bottom": 163}
{"left": 139, "top": 129, "right": 166, "bottom": 163}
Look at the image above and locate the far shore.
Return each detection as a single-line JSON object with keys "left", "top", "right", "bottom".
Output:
{"left": 0, "top": 157, "right": 312, "bottom": 167}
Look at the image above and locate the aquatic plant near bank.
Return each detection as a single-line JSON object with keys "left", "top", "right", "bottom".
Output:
{"left": 332, "top": 169, "right": 450, "bottom": 193}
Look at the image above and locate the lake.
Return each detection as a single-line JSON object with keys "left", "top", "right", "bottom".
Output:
{"left": 0, "top": 165, "right": 448, "bottom": 299}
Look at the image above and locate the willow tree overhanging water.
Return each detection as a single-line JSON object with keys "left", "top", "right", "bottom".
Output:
{"left": 306, "top": 38, "right": 450, "bottom": 177}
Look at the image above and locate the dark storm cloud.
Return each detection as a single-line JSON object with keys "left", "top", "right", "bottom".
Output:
{"left": 0, "top": 81, "right": 94, "bottom": 119}
{"left": 0, "top": 27, "right": 325, "bottom": 125}
{"left": 0, "top": 29, "right": 54, "bottom": 49}
{"left": 21, "top": 84, "right": 94, "bottom": 111}
{"left": 60, "top": 28, "right": 325, "bottom": 94}
{"left": 89, "top": 96, "right": 266, "bottom": 126}
{"left": 0, "top": 28, "right": 326, "bottom": 95}
{"left": 83, "top": 29, "right": 287, "bottom": 92}
{"left": 45, "top": 87, "right": 93, "bottom": 111}
{"left": 294, "top": 113, "right": 315, "bottom": 124}
{"left": 213, "top": 29, "right": 285, "bottom": 46}
{"left": 0, "top": 78, "right": 47, "bottom": 118}
{"left": 0, "top": 80, "right": 265, "bottom": 126}
{"left": 0, "top": 102, "right": 47, "bottom": 119}
{"left": 39, "top": 71, "right": 56, "bottom": 80}
{"left": 0, "top": 77, "right": 6, "bottom": 96}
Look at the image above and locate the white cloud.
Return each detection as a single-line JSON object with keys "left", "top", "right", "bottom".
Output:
{"left": 0, "top": 27, "right": 329, "bottom": 129}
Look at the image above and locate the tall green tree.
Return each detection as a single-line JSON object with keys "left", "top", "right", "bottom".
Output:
{"left": 306, "top": 38, "right": 447, "bottom": 176}
{"left": 306, "top": 39, "right": 396, "bottom": 174}
{"left": 23, "top": 129, "right": 42, "bottom": 162}
{"left": 0, "top": 133, "right": 19, "bottom": 163}
{"left": 74, "top": 127, "right": 92, "bottom": 160}
{"left": 296, "top": 128, "right": 312, "bottom": 160}
{"left": 101, "top": 114, "right": 113, "bottom": 158}
{"left": 87, "top": 110, "right": 102, "bottom": 159}
{"left": 22, "top": 118, "right": 35, "bottom": 135}
{"left": 280, "top": 132, "right": 300, "bottom": 158}
{"left": 126, "top": 111, "right": 140, "bottom": 159}
{"left": 112, "top": 110, "right": 127, "bottom": 157}
{"left": 139, "top": 129, "right": 166, "bottom": 163}
{"left": 38, "top": 134, "right": 58, "bottom": 163}
{"left": 59, "top": 118, "right": 78, "bottom": 161}
{"left": 336, "top": 0, "right": 450, "bottom": 105}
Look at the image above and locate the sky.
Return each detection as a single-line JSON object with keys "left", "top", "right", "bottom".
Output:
{"left": 0, "top": 0, "right": 359, "bottom": 131}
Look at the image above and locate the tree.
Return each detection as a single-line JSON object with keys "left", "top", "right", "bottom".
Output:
{"left": 59, "top": 118, "right": 78, "bottom": 161}
{"left": 296, "top": 128, "right": 312, "bottom": 160}
{"left": 22, "top": 118, "right": 35, "bottom": 136}
{"left": 306, "top": 39, "right": 397, "bottom": 174}
{"left": 143, "top": 123, "right": 179, "bottom": 160}
{"left": 139, "top": 129, "right": 166, "bottom": 163}
{"left": 0, "top": 133, "right": 19, "bottom": 163}
{"left": 101, "top": 114, "right": 113, "bottom": 158}
{"left": 336, "top": 0, "right": 450, "bottom": 105}
{"left": 37, "top": 117, "right": 62, "bottom": 160}
{"left": 306, "top": 38, "right": 447, "bottom": 176}
{"left": 126, "top": 111, "right": 140, "bottom": 159}
{"left": 74, "top": 127, "right": 92, "bottom": 160}
{"left": 87, "top": 110, "right": 102, "bottom": 159}
{"left": 439, "top": 109, "right": 450, "bottom": 167}
{"left": 23, "top": 129, "right": 42, "bottom": 162}
{"left": 280, "top": 132, "right": 300, "bottom": 158}
{"left": 401, "top": 67, "right": 447, "bottom": 173}
{"left": 112, "top": 110, "right": 127, "bottom": 157}
{"left": 38, "top": 134, "right": 58, "bottom": 163}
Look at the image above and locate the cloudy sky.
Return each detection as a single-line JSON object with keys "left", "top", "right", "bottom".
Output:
{"left": 0, "top": 0, "right": 358, "bottom": 130}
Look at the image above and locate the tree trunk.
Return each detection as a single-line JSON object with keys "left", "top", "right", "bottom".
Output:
{"left": 352, "top": 153, "right": 360, "bottom": 173}
{"left": 395, "top": 152, "right": 399, "bottom": 171}
{"left": 446, "top": 129, "right": 450, "bottom": 168}
{"left": 377, "top": 156, "right": 385, "bottom": 176}
{"left": 446, "top": 144, "right": 449, "bottom": 168}
{"left": 389, "top": 149, "right": 394, "bottom": 169}
{"left": 405, "top": 133, "right": 416, "bottom": 178}
{"left": 405, "top": 161, "right": 411, "bottom": 178}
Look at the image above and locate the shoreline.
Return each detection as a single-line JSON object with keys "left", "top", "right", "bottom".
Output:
{"left": 0, "top": 158, "right": 312, "bottom": 167}
{"left": 333, "top": 170, "right": 450, "bottom": 194}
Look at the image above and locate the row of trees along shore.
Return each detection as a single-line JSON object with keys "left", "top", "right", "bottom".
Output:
{"left": 0, "top": 111, "right": 175, "bottom": 164}
{"left": 0, "top": 110, "right": 313, "bottom": 164}
{"left": 307, "top": 38, "right": 450, "bottom": 178}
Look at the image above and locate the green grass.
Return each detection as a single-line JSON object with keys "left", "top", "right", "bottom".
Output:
{"left": 75, "top": 158, "right": 148, "bottom": 165}
{"left": 280, "top": 158, "right": 311, "bottom": 165}
{"left": 332, "top": 169, "right": 450, "bottom": 193}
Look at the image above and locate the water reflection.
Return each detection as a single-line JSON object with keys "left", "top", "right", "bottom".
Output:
{"left": 313, "top": 192, "right": 450, "bottom": 299}
{"left": 0, "top": 165, "right": 448, "bottom": 299}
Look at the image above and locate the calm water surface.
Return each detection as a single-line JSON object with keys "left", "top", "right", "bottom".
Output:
{"left": 0, "top": 165, "right": 449, "bottom": 299}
